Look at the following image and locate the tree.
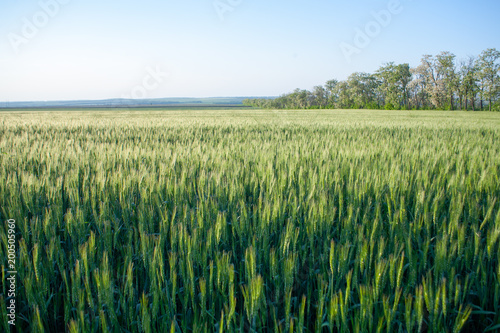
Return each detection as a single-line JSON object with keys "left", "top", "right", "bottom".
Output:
{"left": 290, "top": 89, "right": 311, "bottom": 109}
{"left": 334, "top": 81, "right": 353, "bottom": 109}
{"left": 346, "top": 72, "right": 378, "bottom": 108}
{"left": 420, "top": 54, "right": 449, "bottom": 109}
{"left": 417, "top": 52, "right": 458, "bottom": 110}
{"left": 375, "top": 63, "right": 412, "bottom": 109}
{"left": 410, "top": 62, "right": 432, "bottom": 109}
{"left": 458, "top": 56, "right": 479, "bottom": 110}
{"left": 435, "top": 52, "right": 458, "bottom": 110}
{"left": 396, "top": 63, "right": 413, "bottom": 109}
{"left": 325, "top": 79, "right": 339, "bottom": 107}
{"left": 476, "top": 48, "right": 500, "bottom": 111}
{"left": 244, "top": 48, "right": 498, "bottom": 111}
{"left": 375, "top": 62, "right": 397, "bottom": 108}
{"left": 312, "top": 85, "right": 327, "bottom": 108}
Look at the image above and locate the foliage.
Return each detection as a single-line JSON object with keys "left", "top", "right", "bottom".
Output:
{"left": 244, "top": 48, "right": 500, "bottom": 111}
{"left": 1, "top": 109, "right": 500, "bottom": 332}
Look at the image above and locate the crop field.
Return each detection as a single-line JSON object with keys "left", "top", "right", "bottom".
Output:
{"left": 1, "top": 109, "right": 500, "bottom": 332}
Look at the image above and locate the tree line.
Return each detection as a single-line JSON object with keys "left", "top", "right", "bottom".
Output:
{"left": 244, "top": 48, "right": 500, "bottom": 111}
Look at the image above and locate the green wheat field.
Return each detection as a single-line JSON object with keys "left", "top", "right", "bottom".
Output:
{"left": 1, "top": 109, "right": 500, "bottom": 332}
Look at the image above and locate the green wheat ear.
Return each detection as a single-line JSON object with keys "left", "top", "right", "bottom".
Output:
{"left": 1, "top": 109, "right": 499, "bottom": 332}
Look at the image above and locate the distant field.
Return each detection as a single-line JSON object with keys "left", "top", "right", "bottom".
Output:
{"left": 1, "top": 109, "right": 500, "bottom": 332}
{"left": 0, "top": 104, "right": 253, "bottom": 113}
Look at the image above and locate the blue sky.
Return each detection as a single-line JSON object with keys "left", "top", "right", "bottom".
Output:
{"left": 1, "top": 0, "right": 499, "bottom": 102}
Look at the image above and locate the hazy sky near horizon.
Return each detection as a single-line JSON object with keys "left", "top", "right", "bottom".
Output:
{"left": 1, "top": 0, "right": 499, "bottom": 102}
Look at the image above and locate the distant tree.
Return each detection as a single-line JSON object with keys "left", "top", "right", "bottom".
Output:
{"left": 435, "top": 51, "right": 458, "bottom": 110}
{"left": 325, "top": 79, "right": 339, "bottom": 107}
{"left": 376, "top": 62, "right": 396, "bottom": 108}
{"left": 476, "top": 48, "right": 500, "bottom": 111}
{"left": 312, "top": 85, "right": 328, "bottom": 108}
{"left": 375, "top": 62, "right": 412, "bottom": 109}
{"left": 456, "top": 59, "right": 466, "bottom": 109}
{"left": 420, "top": 54, "right": 448, "bottom": 109}
{"left": 245, "top": 48, "right": 497, "bottom": 111}
{"left": 289, "top": 89, "right": 310, "bottom": 109}
{"left": 410, "top": 62, "right": 432, "bottom": 109}
{"left": 271, "top": 94, "right": 288, "bottom": 109}
{"left": 334, "top": 81, "right": 353, "bottom": 109}
{"left": 457, "top": 56, "right": 479, "bottom": 110}
{"left": 417, "top": 53, "right": 458, "bottom": 110}
{"left": 347, "top": 72, "right": 378, "bottom": 108}
{"left": 396, "top": 63, "right": 412, "bottom": 109}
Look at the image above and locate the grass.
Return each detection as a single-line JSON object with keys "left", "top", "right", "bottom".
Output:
{"left": 1, "top": 109, "right": 500, "bottom": 332}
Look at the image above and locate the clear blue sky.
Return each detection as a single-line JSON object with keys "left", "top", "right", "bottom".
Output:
{"left": 1, "top": 0, "right": 499, "bottom": 102}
